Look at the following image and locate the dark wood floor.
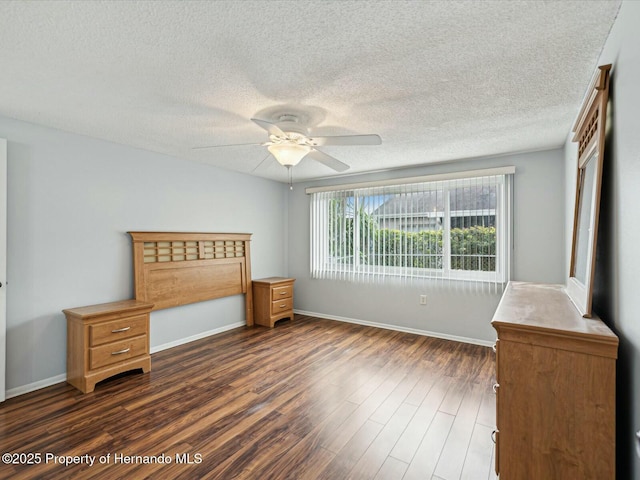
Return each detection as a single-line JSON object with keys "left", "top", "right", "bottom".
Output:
{"left": 0, "top": 315, "right": 497, "bottom": 480}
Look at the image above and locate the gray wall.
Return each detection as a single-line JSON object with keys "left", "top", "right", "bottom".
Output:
{"left": 288, "top": 148, "right": 566, "bottom": 344}
{"left": 2, "top": 115, "right": 288, "bottom": 395}
{"left": 565, "top": 1, "right": 640, "bottom": 475}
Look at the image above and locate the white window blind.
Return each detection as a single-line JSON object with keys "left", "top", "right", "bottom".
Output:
{"left": 309, "top": 168, "right": 513, "bottom": 292}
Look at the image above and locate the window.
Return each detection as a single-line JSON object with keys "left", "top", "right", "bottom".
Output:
{"left": 308, "top": 168, "right": 513, "bottom": 289}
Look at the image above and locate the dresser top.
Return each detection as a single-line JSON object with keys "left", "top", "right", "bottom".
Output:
{"left": 492, "top": 282, "right": 618, "bottom": 350}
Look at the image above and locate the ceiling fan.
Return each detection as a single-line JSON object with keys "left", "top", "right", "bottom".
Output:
{"left": 194, "top": 114, "right": 382, "bottom": 173}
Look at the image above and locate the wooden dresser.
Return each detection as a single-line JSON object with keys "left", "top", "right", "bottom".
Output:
{"left": 491, "top": 282, "right": 618, "bottom": 479}
{"left": 64, "top": 299, "right": 154, "bottom": 393}
{"left": 252, "top": 277, "right": 295, "bottom": 327}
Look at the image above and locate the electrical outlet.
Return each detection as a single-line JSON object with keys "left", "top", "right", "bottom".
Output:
{"left": 419, "top": 295, "right": 427, "bottom": 305}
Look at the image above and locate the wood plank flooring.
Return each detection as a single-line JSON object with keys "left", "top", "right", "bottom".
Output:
{"left": 0, "top": 315, "right": 498, "bottom": 480}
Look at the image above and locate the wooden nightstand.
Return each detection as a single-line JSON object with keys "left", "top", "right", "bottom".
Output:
{"left": 252, "top": 277, "right": 295, "bottom": 327}
{"left": 64, "top": 299, "right": 154, "bottom": 393}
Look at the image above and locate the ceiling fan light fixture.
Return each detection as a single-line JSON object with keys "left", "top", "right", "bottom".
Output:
{"left": 267, "top": 143, "right": 311, "bottom": 167}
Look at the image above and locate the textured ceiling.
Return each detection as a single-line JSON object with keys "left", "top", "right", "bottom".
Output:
{"left": 0, "top": 0, "right": 621, "bottom": 183}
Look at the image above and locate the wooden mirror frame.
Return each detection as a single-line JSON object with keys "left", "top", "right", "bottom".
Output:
{"left": 566, "top": 64, "right": 611, "bottom": 317}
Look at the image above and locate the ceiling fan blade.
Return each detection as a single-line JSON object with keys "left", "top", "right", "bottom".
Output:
{"left": 251, "top": 153, "right": 272, "bottom": 173}
{"left": 308, "top": 134, "right": 382, "bottom": 146}
{"left": 307, "top": 149, "right": 350, "bottom": 172}
{"left": 251, "top": 118, "right": 285, "bottom": 137}
{"left": 192, "top": 142, "right": 261, "bottom": 150}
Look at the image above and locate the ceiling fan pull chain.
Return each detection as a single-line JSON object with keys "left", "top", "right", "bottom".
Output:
{"left": 287, "top": 165, "right": 293, "bottom": 190}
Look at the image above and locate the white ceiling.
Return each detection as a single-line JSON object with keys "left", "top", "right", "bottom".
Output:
{"left": 0, "top": 0, "right": 621, "bottom": 183}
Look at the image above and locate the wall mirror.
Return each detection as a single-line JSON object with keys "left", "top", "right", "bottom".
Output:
{"left": 566, "top": 64, "right": 611, "bottom": 317}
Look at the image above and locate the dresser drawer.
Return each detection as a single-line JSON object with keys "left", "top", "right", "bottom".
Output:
{"left": 271, "top": 297, "right": 293, "bottom": 315}
{"left": 89, "top": 335, "right": 148, "bottom": 370}
{"left": 272, "top": 284, "right": 293, "bottom": 299}
{"left": 89, "top": 314, "right": 148, "bottom": 347}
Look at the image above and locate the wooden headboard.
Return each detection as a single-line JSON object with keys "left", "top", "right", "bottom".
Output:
{"left": 128, "top": 232, "right": 253, "bottom": 325}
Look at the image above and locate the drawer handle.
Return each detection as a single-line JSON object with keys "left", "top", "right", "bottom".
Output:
{"left": 279, "top": 304, "right": 286, "bottom": 308}
{"left": 279, "top": 291, "right": 287, "bottom": 295}
{"left": 491, "top": 429, "right": 498, "bottom": 444}
{"left": 111, "top": 348, "right": 131, "bottom": 355}
{"left": 493, "top": 383, "right": 500, "bottom": 393}
{"left": 111, "top": 326, "right": 131, "bottom": 333}
{"left": 492, "top": 343, "right": 497, "bottom": 353}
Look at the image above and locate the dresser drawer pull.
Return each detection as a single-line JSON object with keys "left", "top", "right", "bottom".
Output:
{"left": 493, "top": 383, "right": 499, "bottom": 393}
{"left": 279, "top": 304, "right": 286, "bottom": 308}
{"left": 279, "top": 291, "right": 287, "bottom": 295}
{"left": 111, "top": 326, "right": 131, "bottom": 333}
{"left": 111, "top": 348, "right": 131, "bottom": 355}
{"left": 491, "top": 429, "right": 498, "bottom": 444}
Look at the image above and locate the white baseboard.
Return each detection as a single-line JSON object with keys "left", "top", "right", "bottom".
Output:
{"left": 294, "top": 309, "right": 495, "bottom": 348}
{"left": 6, "top": 373, "right": 67, "bottom": 400}
{"left": 5, "top": 322, "right": 247, "bottom": 400}
{"left": 5, "top": 316, "right": 490, "bottom": 400}
{"left": 150, "top": 321, "right": 246, "bottom": 353}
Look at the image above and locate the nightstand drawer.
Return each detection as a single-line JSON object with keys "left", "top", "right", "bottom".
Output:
{"left": 272, "top": 285, "right": 293, "bottom": 300}
{"left": 89, "top": 335, "right": 148, "bottom": 370}
{"left": 271, "top": 297, "right": 293, "bottom": 315}
{"left": 90, "top": 314, "right": 148, "bottom": 347}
